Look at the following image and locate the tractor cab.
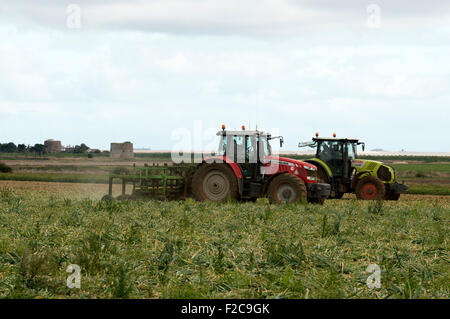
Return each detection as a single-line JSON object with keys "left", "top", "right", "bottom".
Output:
{"left": 215, "top": 126, "right": 284, "bottom": 183}
{"left": 314, "top": 137, "right": 363, "bottom": 182}
{"left": 216, "top": 127, "right": 282, "bottom": 165}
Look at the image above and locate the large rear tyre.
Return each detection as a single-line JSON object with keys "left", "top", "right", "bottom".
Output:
{"left": 267, "top": 174, "right": 307, "bottom": 204}
{"left": 191, "top": 163, "right": 239, "bottom": 202}
{"left": 355, "top": 176, "right": 385, "bottom": 200}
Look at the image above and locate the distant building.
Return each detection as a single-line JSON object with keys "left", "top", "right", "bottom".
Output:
{"left": 44, "top": 139, "right": 62, "bottom": 153}
{"left": 110, "top": 142, "right": 134, "bottom": 159}
{"left": 63, "top": 145, "right": 74, "bottom": 153}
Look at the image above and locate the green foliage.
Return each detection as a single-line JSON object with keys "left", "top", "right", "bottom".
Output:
{"left": 368, "top": 200, "right": 384, "bottom": 214}
{"left": 408, "top": 184, "right": 450, "bottom": 196}
{"left": 0, "top": 187, "right": 448, "bottom": 299}
{"left": 0, "top": 142, "right": 17, "bottom": 153}
{"left": 112, "top": 264, "right": 133, "bottom": 298}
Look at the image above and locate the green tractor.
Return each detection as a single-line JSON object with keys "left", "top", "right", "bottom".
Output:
{"left": 298, "top": 134, "right": 408, "bottom": 200}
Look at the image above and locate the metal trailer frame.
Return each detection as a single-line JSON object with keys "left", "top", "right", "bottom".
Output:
{"left": 107, "top": 163, "right": 196, "bottom": 200}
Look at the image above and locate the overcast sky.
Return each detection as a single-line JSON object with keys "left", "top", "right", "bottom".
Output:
{"left": 0, "top": 0, "right": 449, "bottom": 151}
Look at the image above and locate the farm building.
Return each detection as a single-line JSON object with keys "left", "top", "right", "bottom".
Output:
{"left": 110, "top": 142, "right": 134, "bottom": 159}
{"left": 44, "top": 139, "right": 62, "bottom": 153}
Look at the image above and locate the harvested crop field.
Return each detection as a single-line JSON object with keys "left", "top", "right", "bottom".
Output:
{"left": 0, "top": 156, "right": 449, "bottom": 299}
{"left": 0, "top": 183, "right": 448, "bottom": 299}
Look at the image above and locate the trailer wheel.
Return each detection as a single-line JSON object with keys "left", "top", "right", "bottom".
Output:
{"left": 191, "top": 164, "right": 238, "bottom": 202}
{"left": 355, "top": 176, "right": 385, "bottom": 200}
{"left": 267, "top": 173, "right": 307, "bottom": 204}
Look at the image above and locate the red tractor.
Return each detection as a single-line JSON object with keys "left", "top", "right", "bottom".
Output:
{"left": 191, "top": 126, "right": 331, "bottom": 204}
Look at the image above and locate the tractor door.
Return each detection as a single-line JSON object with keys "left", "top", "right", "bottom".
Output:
{"left": 244, "top": 134, "right": 266, "bottom": 181}
{"left": 225, "top": 134, "right": 245, "bottom": 163}
{"left": 317, "top": 141, "right": 344, "bottom": 177}
{"left": 342, "top": 142, "right": 355, "bottom": 183}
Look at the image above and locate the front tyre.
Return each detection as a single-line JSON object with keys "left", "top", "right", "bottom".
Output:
{"left": 355, "top": 176, "right": 385, "bottom": 200}
{"left": 267, "top": 173, "right": 307, "bottom": 204}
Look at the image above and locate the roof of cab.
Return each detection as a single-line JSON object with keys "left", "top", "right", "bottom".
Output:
{"left": 312, "top": 137, "right": 360, "bottom": 143}
{"left": 216, "top": 130, "right": 270, "bottom": 136}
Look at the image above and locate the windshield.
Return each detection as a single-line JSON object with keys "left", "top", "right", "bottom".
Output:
{"left": 317, "top": 141, "right": 343, "bottom": 162}
{"left": 218, "top": 134, "right": 271, "bottom": 159}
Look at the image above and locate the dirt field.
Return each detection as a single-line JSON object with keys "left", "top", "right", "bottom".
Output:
{"left": 0, "top": 180, "right": 127, "bottom": 199}
{"left": 1, "top": 180, "right": 449, "bottom": 202}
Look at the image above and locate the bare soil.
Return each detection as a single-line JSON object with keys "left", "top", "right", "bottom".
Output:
{"left": 1, "top": 180, "right": 449, "bottom": 202}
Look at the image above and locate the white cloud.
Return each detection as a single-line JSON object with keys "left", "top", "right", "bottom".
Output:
{"left": 0, "top": 1, "right": 449, "bottom": 151}
{"left": 2, "top": 0, "right": 450, "bottom": 36}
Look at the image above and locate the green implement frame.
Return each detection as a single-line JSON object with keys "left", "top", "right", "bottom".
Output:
{"left": 107, "top": 163, "right": 197, "bottom": 200}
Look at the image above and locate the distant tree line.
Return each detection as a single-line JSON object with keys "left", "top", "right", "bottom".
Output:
{"left": 0, "top": 143, "right": 45, "bottom": 154}
{"left": 0, "top": 142, "right": 94, "bottom": 155}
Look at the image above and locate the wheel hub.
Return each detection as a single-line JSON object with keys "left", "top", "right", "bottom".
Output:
{"left": 362, "top": 184, "right": 377, "bottom": 198}
{"left": 203, "top": 171, "right": 230, "bottom": 201}
{"left": 277, "top": 184, "right": 296, "bottom": 203}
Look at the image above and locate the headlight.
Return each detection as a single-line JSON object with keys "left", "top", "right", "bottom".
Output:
{"left": 304, "top": 165, "right": 316, "bottom": 171}
{"left": 307, "top": 176, "right": 317, "bottom": 181}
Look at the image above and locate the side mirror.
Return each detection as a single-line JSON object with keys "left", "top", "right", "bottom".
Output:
{"left": 357, "top": 142, "right": 366, "bottom": 152}
{"left": 280, "top": 138, "right": 284, "bottom": 148}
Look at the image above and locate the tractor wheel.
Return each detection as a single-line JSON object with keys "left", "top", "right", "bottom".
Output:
{"left": 385, "top": 191, "right": 400, "bottom": 201}
{"left": 191, "top": 163, "right": 238, "bottom": 202}
{"left": 355, "top": 176, "right": 385, "bottom": 200}
{"left": 267, "top": 173, "right": 307, "bottom": 204}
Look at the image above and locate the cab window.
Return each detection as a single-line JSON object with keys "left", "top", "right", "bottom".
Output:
{"left": 347, "top": 143, "right": 356, "bottom": 160}
{"left": 259, "top": 136, "right": 271, "bottom": 156}
{"left": 318, "top": 141, "right": 343, "bottom": 162}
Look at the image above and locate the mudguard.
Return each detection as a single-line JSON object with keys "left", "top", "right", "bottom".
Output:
{"left": 305, "top": 158, "right": 332, "bottom": 182}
